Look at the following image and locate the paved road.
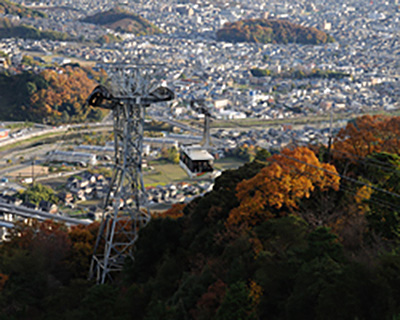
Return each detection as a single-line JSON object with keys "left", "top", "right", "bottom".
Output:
{"left": 151, "top": 115, "right": 202, "bottom": 134}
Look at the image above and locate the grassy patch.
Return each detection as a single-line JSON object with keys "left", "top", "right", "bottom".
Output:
{"left": 5, "top": 122, "right": 35, "bottom": 130}
{"left": 144, "top": 157, "right": 247, "bottom": 186}
{"left": 60, "top": 207, "right": 86, "bottom": 216}
{"left": 78, "top": 199, "right": 102, "bottom": 207}
{"left": 144, "top": 163, "right": 187, "bottom": 186}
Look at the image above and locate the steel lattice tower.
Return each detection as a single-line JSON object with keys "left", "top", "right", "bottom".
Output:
{"left": 190, "top": 99, "right": 213, "bottom": 150}
{"left": 87, "top": 65, "right": 174, "bottom": 283}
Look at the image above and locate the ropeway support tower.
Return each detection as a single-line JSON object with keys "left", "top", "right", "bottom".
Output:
{"left": 190, "top": 99, "right": 213, "bottom": 149}
{"left": 87, "top": 65, "right": 174, "bottom": 284}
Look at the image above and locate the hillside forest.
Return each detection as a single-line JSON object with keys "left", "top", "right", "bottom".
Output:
{"left": 1, "top": 115, "right": 400, "bottom": 319}
{"left": 81, "top": 7, "right": 162, "bottom": 36}
{"left": 0, "top": 66, "right": 107, "bottom": 123}
{"left": 0, "top": 17, "right": 72, "bottom": 41}
{"left": 0, "top": 0, "right": 46, "bottom": 18}
{"left": 217, "top": 18, "right": 334, "bottom": 45}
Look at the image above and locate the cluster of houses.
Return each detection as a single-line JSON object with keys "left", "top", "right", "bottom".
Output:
{"left": 0, "top": 169, "right": 214, "bottom": 227}
{"left": 61, "top": 171, "right": 109, "bottom": 204}
{"left": 0, "top": 194, "right": 58, "bottom": 214}
{"left": 212, "top": 123, "right": 343, "bottom": 151}
{"left": 146, "top": 181, "right": 213, "bottom": 205}
{"left": 61, "top": 171, "right": 213, "bottom": 208}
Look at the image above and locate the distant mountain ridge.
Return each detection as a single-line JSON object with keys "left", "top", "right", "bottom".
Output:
{"left": 0, "top": 0, "right": 46, "bottom": 18}
{"left": 217, "top": 18, "right": 334, "bottom": 45}
{"left": 81, "top": 7, "right": 161, "bottom": 36}
{"left": 0, "top": 17, "right": 71, "bottom": 41}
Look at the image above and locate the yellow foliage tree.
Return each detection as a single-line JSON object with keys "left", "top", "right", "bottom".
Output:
{"left": 249, "top": 280, "right": 263, "bottom": 307}
{"left": 227, "top": 147, "right": 340, "bottom": 227}
{"left": 354, "top": 185, "right": 372, "bottom": 209}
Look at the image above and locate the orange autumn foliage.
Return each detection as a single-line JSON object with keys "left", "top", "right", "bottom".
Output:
{"left": 29, "top": 66, "right": 96, "bottom": 120}
{"left": 227, "top": 147, "right": 340, "bottom": 227}
{"left": 157, "top": 203, "right": 186, "bottom": 219}
{"left": 194, "top": 279, "right": 227, "bottom": 318}
{"left": 248, "top": 237, "right": 263, "bottom": 257}
{"left": 7, "top": 219, "right": 71, "bottom": 252}
{"left": 0, "top": 273, "right": 8, "bottom": 291}
{"left": 66, "top": 223, "right": 98, "bottom": 278}
{"left": 354, "top": 185, "right": 372, "bottom": 207}
{"left": 333, "top": 115, "right": 400, "bottom": 158}
{"left": 249, "top": 280, "right": 263, "bottom": 307}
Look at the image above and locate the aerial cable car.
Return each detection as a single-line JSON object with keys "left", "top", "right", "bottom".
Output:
{"left": 179, "top": 99, "right": 221, "bottom": 179}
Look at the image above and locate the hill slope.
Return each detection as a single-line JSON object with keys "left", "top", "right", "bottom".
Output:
{"left": 217, "top": 18, "right": 334, "bottom": 45}
{"left": 81, "top": 7, "right": 161, "bottom": 36}
{"left": 0, "top": 0, "right": 46, "bottom": 18}
{"left": 1, "top": 116, "right": 400, "bottom": 319}
{"left": 0, "top": 17, "right": 71, "bottom": 41}
{"left": 0, "top": 66, "right": 102, "bottom": 123}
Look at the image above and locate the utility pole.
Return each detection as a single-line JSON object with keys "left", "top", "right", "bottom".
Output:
{"left": 87, "top": 65, "right": 174, "bottom": 284}
{"left": 31, "top": 157, "right": 35, "bottom": 187}
{"left": 327, "top": 108, "right": 333, "bottom": 162}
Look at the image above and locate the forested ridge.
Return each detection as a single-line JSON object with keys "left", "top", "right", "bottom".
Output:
{"left": 0, "top": 66, "right": 106, "bottom": 123}
{"left": 81, "top": 7, "right": 161, "bottom": 36}
{"left": 0, "top": 18, "right": 72, "bottom": 41}
{"left": 0, "top": 0, "right": 46, "bottom": 18}
{"left": 1, "top": 115, "right": 400, "bottom": 319}
{"left": 217, "top": 18, "right": 334, "bottom": 45}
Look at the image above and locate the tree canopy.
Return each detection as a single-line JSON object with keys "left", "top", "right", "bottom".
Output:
{"left": 0, "top": 66, "right": 105, "bottom": 123}
{"left": 217, "top": 19, "right": 334, "bottom": 45}
{"left": 333, "top": 114, "right": 400, "bottom": 158}
{"left": 1, "top": 115, "right": 400, "bottom": 319}
{"left": 0, "top": 0, "right": 46, "bottom": 18}
{"left": 228, "top": 146, "right": 340, "bottom": 227}
{"left": 0, "top": 18, "right": 71, "bottom": 41}
{"left": 81, "top": 7, "right": 161, "bottom": 36}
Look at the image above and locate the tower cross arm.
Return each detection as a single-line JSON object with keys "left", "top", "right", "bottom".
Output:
{"left": 87, "top": 85, "right": 175, "bottom": 109}
{"left": 87, "top": 85, "right": 115, "bottom": 109}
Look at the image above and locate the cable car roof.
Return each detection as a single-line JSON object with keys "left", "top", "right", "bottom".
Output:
{"left": 182, "top": 146, "right": 214, "bottom": 161}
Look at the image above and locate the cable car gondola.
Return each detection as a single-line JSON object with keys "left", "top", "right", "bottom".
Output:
{"left": 179, "top": 99, "right": 221, "bottom": 179}
{"left": 179, "top": 144, "right": 220, "bottom": 179}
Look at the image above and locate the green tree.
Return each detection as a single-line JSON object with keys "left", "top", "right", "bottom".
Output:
{"left": 78, "top": 284, "right": 118, "bottom": 319}
{"left": 21, "top": 55, "right": 35, "bottom": 66}
{"left": 168, "top": 146, "right": 179, "bottom": 164}
{"left": 26, "top": 81, "right": 37, "bottom": 95}
{"left": 215, "top": 281, "right": 255, "bottom": 320}
{"left": 254, "top": 148, "right": 271, "bottom": 161}
{"left": 250, "top": 68, "right": 271, "bottom": 77}
{"left": 0, "top": 221, "right": 71, "bottom": 318}
{"left": 19, "top": 183, "right": 58, "bottom": 205}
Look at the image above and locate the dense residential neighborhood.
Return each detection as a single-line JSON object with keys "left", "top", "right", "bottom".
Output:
{"left": 1, "top": 0, "right": 400, "bottom": 123}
